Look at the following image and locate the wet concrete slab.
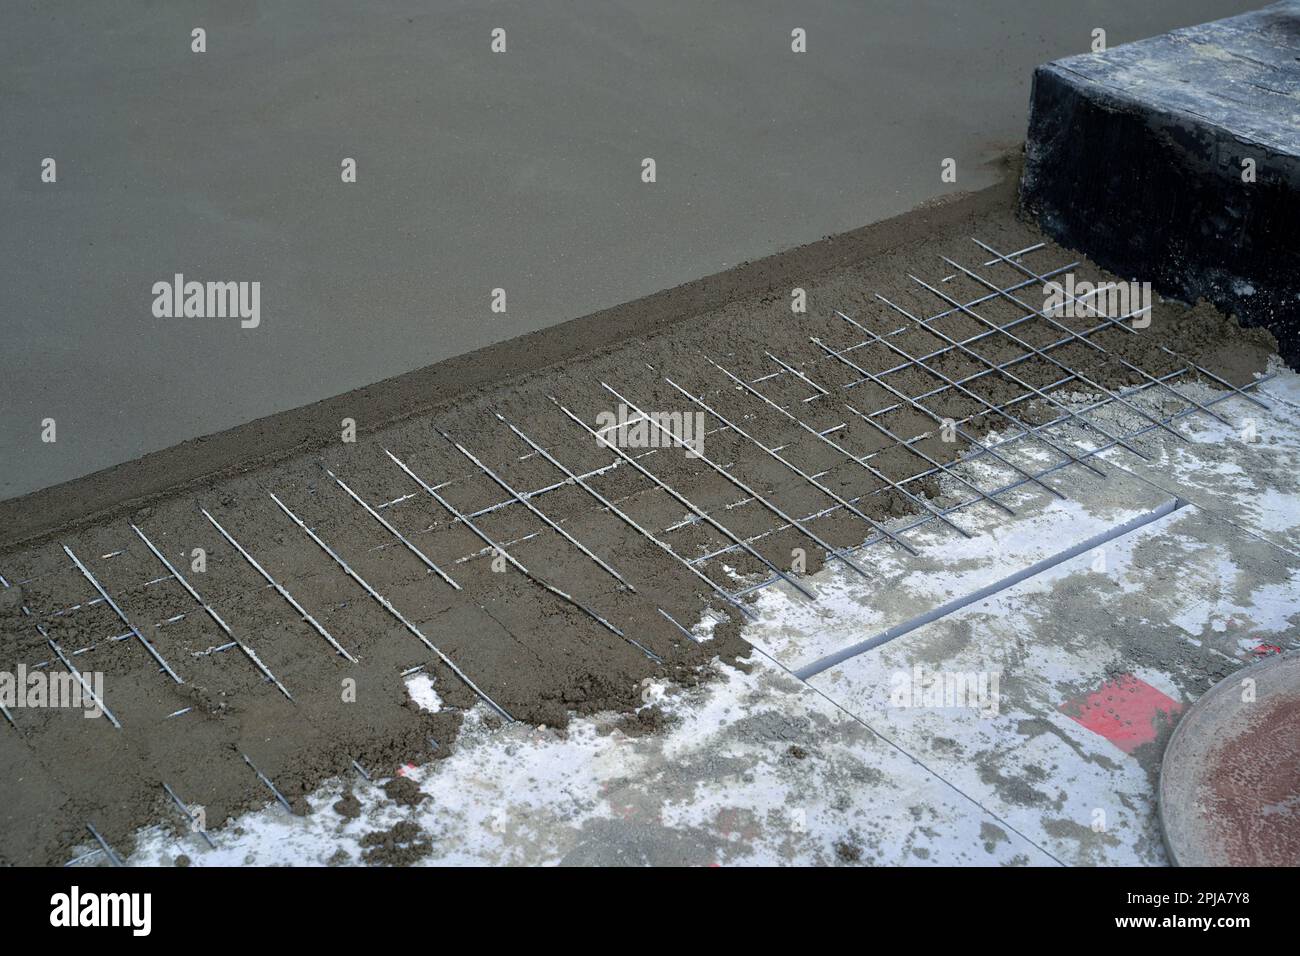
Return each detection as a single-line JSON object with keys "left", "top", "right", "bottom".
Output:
{"left": 1, "top": 0, "right": 1253, "bottom": 499}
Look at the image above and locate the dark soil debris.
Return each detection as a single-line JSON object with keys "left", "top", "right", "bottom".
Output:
{"left": 361, "top": 821, "right": 433, "bottom": 866}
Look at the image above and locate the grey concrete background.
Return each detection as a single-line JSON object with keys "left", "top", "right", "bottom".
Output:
{"left": 0, "top": 0, "right": 1252, "bottom": 499}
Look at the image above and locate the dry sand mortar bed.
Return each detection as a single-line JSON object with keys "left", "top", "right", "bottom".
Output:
{"left": 0, "top": 209, "right": 1278, "bottom": 864}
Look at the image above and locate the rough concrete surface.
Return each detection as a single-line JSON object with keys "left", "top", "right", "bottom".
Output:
{"left": 810, "top": 501, "right": 1300, "bottom": 865}
{"left": 123, "top": 656, "right": 1056, "bottom": 867}
{"left": 108, "top": 371, "right": 1300, "bottom": 866}
{"left": 1, "top": 0, "right": 1258, "bottom": 498}
{"left": 2, "top": 155, "right": 1287, "bottom": 865}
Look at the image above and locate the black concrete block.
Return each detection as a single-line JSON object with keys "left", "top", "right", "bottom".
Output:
{"left": 1021, "top": 2, "right": 1300, "bottom": 367}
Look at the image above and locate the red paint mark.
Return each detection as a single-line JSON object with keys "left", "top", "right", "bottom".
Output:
{"left": 1253, "top": 643, "right": 1283, "bottom": 657}
{"left": 1059, "top": 674, "right": 1182, "bottom": 754}
{"left": 398, "top": 763, "right": 415, "bottom": 777}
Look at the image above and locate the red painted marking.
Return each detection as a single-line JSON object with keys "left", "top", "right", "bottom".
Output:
{"left": 1059, "top": 674, "right": 1182, "bottom": 754}
{"left": 1253, "top": 643, "right": 1283, "bottom": 657}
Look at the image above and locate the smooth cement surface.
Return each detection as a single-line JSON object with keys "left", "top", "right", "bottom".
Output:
{"left": 0, "top": 0, "right": 1251, "bottom": 497}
